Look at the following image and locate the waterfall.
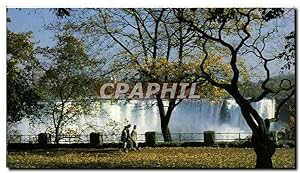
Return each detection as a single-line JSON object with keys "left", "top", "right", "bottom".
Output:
{"left": 168, "top": 98, "right": 275, "bottom": 134}
{"left": 11, "top": 98, "right": 276, "bottom": 140}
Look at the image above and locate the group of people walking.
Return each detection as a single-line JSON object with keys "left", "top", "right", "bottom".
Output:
{"left": 121, "top": 124, "right": 139, "bottom": 151}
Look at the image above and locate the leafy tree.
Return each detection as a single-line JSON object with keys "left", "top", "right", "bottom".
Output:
{"left": 6, "top": 8, "right": 74, "bottom": 125}
{"left": 32, "top": 33, "right": 99, "bottom": 144}
{"left": 57, "top": 9, "right": 244, "bottom": 142}
{"left": 181, "top": 8, "right": 295, "bottom": 168}
{"left": 277, "top": 31, "right": 295, "bottom": 71}
{"left": 285, "top": 103, "right": 295, "bottom": 139}
{"left": 7, "top": 29, "right": 41, "bottom": 124}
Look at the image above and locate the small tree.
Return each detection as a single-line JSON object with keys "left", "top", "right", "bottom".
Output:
{"left": 33, "top": 33, "right": 98, "bottom": 144}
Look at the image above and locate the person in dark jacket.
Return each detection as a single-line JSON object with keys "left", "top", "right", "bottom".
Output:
{"left": 120, "top": 126, "right": 128, "bottom": 151}
{"left": 120, "top": 124, "right": 133, "bottom": 151}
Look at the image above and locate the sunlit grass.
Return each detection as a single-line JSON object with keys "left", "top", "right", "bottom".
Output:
{"left": 7, "top": 147, "right": 295, "bottom": 168}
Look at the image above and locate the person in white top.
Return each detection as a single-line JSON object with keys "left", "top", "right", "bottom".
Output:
{"left": 131, "top": 125, "right": 138, "bottom": 150}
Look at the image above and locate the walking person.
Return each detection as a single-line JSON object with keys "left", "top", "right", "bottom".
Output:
{"left": 120, "top": 126, "right": 128, "bottom": 151}
{"left": 120, "top": 124, "right": 133, "bottom": 152}
{"left": 131, "top": 125, "right": 139, "bottom": 150}
{"left": 126, "top": 124, "right": 134, "bottom": 150}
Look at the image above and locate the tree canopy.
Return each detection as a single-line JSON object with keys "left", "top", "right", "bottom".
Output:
{"left": 7, "top": 29, "right": 41, "bottom": 124}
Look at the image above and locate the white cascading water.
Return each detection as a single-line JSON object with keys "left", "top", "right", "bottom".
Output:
{"left": 11, "top": 98, "right": 276, "bottom": 142}
{"left": 100, "top": 98, "right": 276, "bottom": 133}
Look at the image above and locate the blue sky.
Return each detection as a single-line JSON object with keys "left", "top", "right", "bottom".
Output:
{"left": 7, "top": 9, "right": 57, "bottom": 47}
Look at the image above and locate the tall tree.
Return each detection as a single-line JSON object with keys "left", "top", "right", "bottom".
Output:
{"left": 7, "top": 29, "right": 41, "bottom": 124}
{"left": 6, "top": 7, "right": 73, "bottom": 125}
{"left": 181, "top": 8, "right": 295, "bottom": 168}
{"left": 33, "top": 33, "right": 99, "bottom": 144}
{"left": 58, "top": 8, "right": 236, "bottom": 141}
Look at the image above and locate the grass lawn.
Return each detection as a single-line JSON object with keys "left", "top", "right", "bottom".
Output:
{"left": 7, "top": 147, "right": 295, "bottom": 168}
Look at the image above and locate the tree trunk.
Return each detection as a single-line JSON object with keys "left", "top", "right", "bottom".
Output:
{"left": 252, "top": 133, "right": 276, "bottom": 168}
{"left": 54, "top": 127, "right": 60, "bottom": 144}
{"left": 161, "top": 121, "right": 172, "bottom": 142}
{"left": 156, "top": 96, "right": 174, "bottom": 142}
{"left": 229, "top": 92, "right": 276, "bottom": 168}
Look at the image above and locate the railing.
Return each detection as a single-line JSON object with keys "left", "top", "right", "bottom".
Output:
{"left": 50, "top": 135, "right": 90, "bottom": 144}
{"left": 7, "top": 132, "right": 252, "bottom": 144}
{"left": 7, "top": 135, "right": 38, "bottom": 144}
{"left": 100, "top": 134, "right": 146, "bottom": 143}
{"left": 156, "top": 133, "right": 252, "bottom": 142}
